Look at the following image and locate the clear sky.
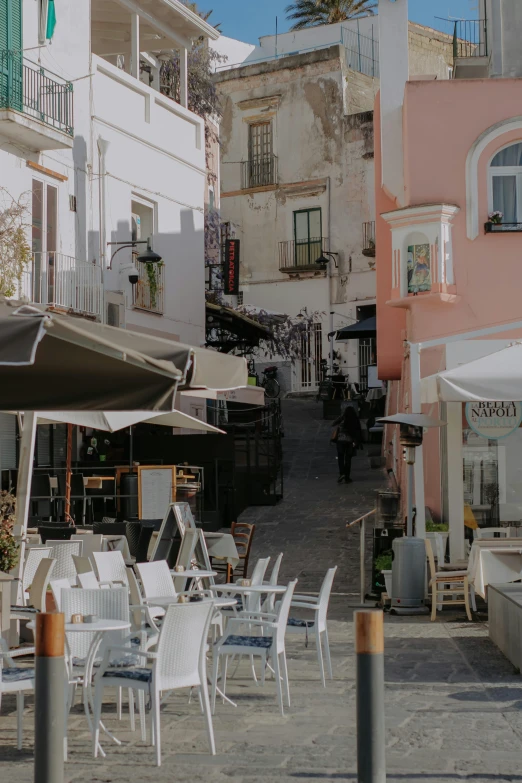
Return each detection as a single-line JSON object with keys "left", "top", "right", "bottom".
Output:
{"left": 197, "top": 0, "right": 480, "bottom": 45}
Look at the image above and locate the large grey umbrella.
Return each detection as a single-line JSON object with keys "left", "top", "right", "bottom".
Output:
{"left": 0, "top": 301, "right": 248, "bottom": 410}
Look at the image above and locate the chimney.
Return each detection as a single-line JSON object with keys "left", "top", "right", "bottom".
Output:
{"left": 378, "top": 0, "right": 409, "bottom": 207}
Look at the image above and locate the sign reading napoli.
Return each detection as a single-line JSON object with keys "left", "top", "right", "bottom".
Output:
{"left": 466, "top": 401, "right": 522, "bottom": 439}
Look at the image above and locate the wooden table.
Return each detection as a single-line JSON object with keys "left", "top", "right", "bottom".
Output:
{"left": 49, "top": 476, "right": 115, "bottom": 491}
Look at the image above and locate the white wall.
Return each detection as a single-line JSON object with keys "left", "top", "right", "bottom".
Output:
{"left": 2, "top": 0, "right": 207, "bottom": 346}
{"left": 212, "top": 36, "right": 256, "bottom": 71}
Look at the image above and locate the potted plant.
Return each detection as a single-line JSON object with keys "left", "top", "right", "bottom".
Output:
{"left": 0, "top": 490, "right": 19, "bottom": 575}
{"left": 374, "top": 551, "right": 393, "bottom": 597}
{"left": 426, "top": 519, "right": 449, "bottom": 558}
{"left": 485, "top": 211, "right": 503, "bottom": 232}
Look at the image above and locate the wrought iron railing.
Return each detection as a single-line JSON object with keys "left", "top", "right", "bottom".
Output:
{"left": 18, "top": 253, "right": 102, "bottom": 317}
{"left": 133, "top": 262, "right": 165, "bottom": 314}
{"left": 279, "top": 237, "right": 329, "bottom": 270}
{"left": 453, "top": 20, "right": 488, "bottom": 59}
{"left": 241, "top": 155, "right": 278, "bottom": 189}
{"left": 342, "top": 27, "right": 380, "bottom": 78}
{"left": 0, "top": 51, "right": 74, "bottom": 135}
{"left": 362, "top": 221, "right": 376, "bottom": 256}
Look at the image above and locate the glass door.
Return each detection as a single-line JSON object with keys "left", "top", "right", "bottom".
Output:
{"left": 294, "top": 208, "right": 322, "bottom": 266}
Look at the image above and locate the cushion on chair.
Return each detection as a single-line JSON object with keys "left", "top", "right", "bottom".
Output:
{"left": 439, "top": 562, "right": 468, "bottom": 571}
{"left": 223, "top": 634, "right": 273, "bottom": 649}
{"left": 102, "top": 667, "right": 152, "bottom": 683}
{"left": 72, "top": 652, "right": 139, "bottom": 668}
{"left": 10, "top": 605, "right": 39, "bottom": 614}
{"left": 288, "top": 617, "right": 315, "bottom": 629}
{"left": 2, "top": 667, "right": 35, "bottom": 682}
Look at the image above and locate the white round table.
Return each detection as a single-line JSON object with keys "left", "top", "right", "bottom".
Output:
{"left": 211, "top": 583, "right": 287, "bottom": 595}
{"left": 146, "top": 595, "right": 237, "bottom": 610}
{"left": 169, "top": 569, "right": 217, "bottom": 578}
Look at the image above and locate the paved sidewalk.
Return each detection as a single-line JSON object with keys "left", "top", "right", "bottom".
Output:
{"left": 1, "top": 400, "right": 522, "bottom": 782}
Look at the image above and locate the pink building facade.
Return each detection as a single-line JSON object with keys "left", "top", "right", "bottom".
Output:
{"left": 376, "top": 0, "right": 522, "bottom": 559}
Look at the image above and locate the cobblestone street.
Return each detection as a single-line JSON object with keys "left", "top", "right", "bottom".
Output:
{"left": 1, "top": 400, "right": 522, "bottom": 782}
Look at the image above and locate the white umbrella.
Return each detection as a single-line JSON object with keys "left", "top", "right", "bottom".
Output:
{"left": 421, "top": 343, "right": 522, "bottom": 403}
{"left": 37, "top": 410, "right": 225, "bottom": 434}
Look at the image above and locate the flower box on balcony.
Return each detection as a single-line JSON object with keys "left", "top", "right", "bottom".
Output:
{"left": 484, "top": 222, "right": 522, "bottom": 233}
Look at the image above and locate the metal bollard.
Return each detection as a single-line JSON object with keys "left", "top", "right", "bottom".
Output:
{"left": 35, "top": 613, "right": 65, "bottom": 783}
{"left": 355, "top": 609, "right": 386, "bottom": 783}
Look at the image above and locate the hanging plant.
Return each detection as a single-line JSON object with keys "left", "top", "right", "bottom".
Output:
{"left": 146, "top": 262, "right": 162, "bottom": 310}
{"left": 0, "top": 490, "right": 19, "bottom": 574}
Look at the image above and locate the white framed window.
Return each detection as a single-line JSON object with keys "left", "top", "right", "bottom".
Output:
{"left": 489, "top": 142, "right": 522, "bottom": 225}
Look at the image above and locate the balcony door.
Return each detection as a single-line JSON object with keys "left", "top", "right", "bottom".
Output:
{"left": 248, "top": 121, "right": 273, "bottom": 187}
{"left": 0, "top": 0, "right": 23, "bottom": 112}
{"left": 294, "top": 208, "right": 322, "bottom": 267}
{"left": 32, "top": 179, "right": 58, "bottom": 304}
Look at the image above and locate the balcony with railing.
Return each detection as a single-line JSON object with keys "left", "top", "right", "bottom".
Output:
{"left": 279, "top": 237, "right": 329, "bottom": 273}
{"left": 362, "top": 221, "right": 376, "bottom": 257}
{"left": 450, "top": 19, "right": 489, "bottom": 79}
{"left": 0, "top": 52, "right": 74, "bottom": 150}
{"left": 18, "top": 253, "right": 103, "bottom": 318}
{"left": 241, "top": 155, "right": 278, "bottom": 190}
{"left": 133, "top": 263, "right": 165, "bottom": 314}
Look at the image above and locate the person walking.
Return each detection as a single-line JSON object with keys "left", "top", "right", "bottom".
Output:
{"left": 331, "top": 406, "right": 362, "bottom": 484}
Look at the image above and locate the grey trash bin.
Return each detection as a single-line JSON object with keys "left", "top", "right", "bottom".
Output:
{"left": 391, "top": 537, "right": 426, "bottom": 609}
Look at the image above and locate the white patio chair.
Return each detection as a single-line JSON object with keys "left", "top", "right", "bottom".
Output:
{"left": 92, "top": 600, "right": 216, "bottom": 766}
{"left": 77, "top": 571, "right": 101, "bottom": 589}
{"left": 92, "top": 551, "right": 129, "bottom": 588}
{"left": 72, "top": 555, "right": 93, "bottom": 578}
{"left": 127, "top": 568, "right": 161, "bottom": 652}
{"left": 11, "top": 558, "right": 56, "bottom": 622}
{"left": 50, "top": 578, "right": 74, "bottom": 612}
{"left": 61, "top": 587, "right": 138, "bottom": 734}
{"left": 286, "top": 566, "right": 337, "bottom": 687}
{"left": 0, "top": 638, "right": 35, "bottom": 749}
{"left": 262, "top": 553, "right": 283, "bottom": 614}
{"left": 71, "top": 533, "right": 103, "bottom": 562}
{"left": 474, "top": 527, "right": 513, "bottom": 539}
{"left": 22, "top": 546, "right": 51, "bottom": 604}
{"left": 212, "top": 579, "right": 297, "bottom": 716}
{"left": 136, "top": 560, "right": 176, "bottom": 602}
{"left": 425, "top": 539, "right": 472, "bottom": 622}
{"left": 48, "top": 540, "right": 83, "bottom": 584}
{"left": 226, "top": 556, "right": 271, "bottom": 617}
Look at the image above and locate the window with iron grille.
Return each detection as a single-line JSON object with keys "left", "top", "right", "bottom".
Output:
{"left": 246, "top": 121, "right": 276, "bottom": 188}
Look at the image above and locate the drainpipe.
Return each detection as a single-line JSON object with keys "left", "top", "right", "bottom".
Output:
{"left": 327, "top": 176, "right": 334, "bottom": 376}
{"left": 97, "top": 137, "right": 110, "bottom": 271}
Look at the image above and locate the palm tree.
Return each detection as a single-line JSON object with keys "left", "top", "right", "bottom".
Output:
{"left": 286, "top": 0, "right": 376, "bottom": 30}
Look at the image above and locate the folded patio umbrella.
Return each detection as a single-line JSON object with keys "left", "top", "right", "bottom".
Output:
{"left": 37, "top": 410, "right": 225, "bottom": 434}
{"left": 0, "top": 301, "right": 247, "bottom": 410}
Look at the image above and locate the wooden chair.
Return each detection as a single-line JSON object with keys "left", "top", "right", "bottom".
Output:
{"left": 214, "top": 522, "right": 256, "bottom": 582}
{"left": 425, "top": 538, "right": 472, "bottom": 622}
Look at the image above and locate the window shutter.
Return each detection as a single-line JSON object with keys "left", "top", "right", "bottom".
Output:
{"left": 0, "top": 412, "right": 17, "bottom": 474}
{"left": 9, "top": 0, "right": 22, "bottom": 51}
{"left": 0, "top": 1, "right": 9, "bottom": 51}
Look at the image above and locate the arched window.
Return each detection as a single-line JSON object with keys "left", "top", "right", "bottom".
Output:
{"left": 490, "top": 142, "right": 522, "bottom": 225}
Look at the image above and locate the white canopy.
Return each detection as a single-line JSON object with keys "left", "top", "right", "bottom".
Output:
{"left": 36, "top": 410, "right": 225, "bottom": 434}
{"left": 421, "top": 342, "right": 522, "bottom": 403}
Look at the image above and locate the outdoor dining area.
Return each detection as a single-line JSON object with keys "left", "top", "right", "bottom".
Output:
{"left": 1, "top": 501, "right": 337, "bottom": 766}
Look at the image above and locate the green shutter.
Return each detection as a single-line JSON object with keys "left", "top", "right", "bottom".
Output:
{"left": 0, "top": 0, "right": 22, "bottom": 111}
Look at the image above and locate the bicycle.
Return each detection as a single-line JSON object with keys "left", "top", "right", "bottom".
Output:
{"left": 261, "top": 365, "right": 281, "bottom": 399}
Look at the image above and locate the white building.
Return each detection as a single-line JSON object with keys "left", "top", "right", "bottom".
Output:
{"left": 214, "top": 20, "right": 454, "bottom": 394}
{"left": 0, "top": 0, "right": 218, "bottom": 472}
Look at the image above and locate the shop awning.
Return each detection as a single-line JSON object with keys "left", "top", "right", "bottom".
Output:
{"left": 332, "top": 316, "right": 376, "bottom": 340}
{"left": 421, "top": 343, "right": 522, "bottom": 403}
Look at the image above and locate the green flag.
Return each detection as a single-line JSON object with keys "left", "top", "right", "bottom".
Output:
{"left": 46, "top": 0, "right": 56, "bottom": 40}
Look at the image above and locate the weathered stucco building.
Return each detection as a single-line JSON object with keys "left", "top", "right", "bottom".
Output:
{"left": 214, "top": 21, "right": 454, "bottom": 393}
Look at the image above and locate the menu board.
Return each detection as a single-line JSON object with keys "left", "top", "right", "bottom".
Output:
{"left": 138, "top": 466, "right": 176, "bottom": 521}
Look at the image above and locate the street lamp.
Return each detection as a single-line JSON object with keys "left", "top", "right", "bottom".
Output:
{"left": 107, "top": 239, "right": 162, "bottom": 270}
{"left": 315, "top": 250, "right": 339, "bottom": 375}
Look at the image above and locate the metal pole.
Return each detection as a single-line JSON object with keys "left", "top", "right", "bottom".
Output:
{"left": 355, "top": 609, "right": 386, "bottom": 783}
{"left": 329, "top": 307, "right": 335, "bottom": 377}
{"left": 65, "top": 422, "right": 73, "bottom": 524}
{"left": 406, "top": 461, "right": 414, "bottom": 537}
{"left": 360, "top": 516, "right": 366, "bottom": 604}
{"left": 35, "top": 613, "right": 65, "bottom": 783}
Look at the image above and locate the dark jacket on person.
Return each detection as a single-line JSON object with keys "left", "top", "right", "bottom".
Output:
{"left": 332, "top": 407, "right": 362, "bottom": 446}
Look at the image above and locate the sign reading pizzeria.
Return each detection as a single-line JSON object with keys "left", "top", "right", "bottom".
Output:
{"left": 224, "top": 239, "right": 240, "bottom": 295}
{"left": 465, "top": 401, "right": 522, "bottom": 440}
